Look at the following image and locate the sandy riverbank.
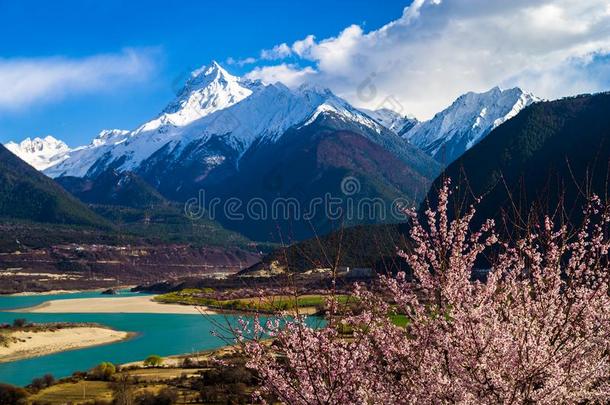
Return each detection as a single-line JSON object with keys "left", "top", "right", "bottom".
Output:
{"left": 8, "top": 290, "right": 83, "bottom": 297}
{"left": 6, "top": 286, "right": 137, "bottom": 297}
{"left": 121, "top": 343, "right": 240, "bottom": 368}
{"left": 12, "top": 295, "right": 216, "bottom": 315}
{"left": 0, "top": 327, "right": 132, "bottom": 363}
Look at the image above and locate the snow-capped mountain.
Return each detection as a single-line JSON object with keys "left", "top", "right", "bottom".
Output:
{"left": 360, "top": 108, "right": 418, "bottom": 135}
{"left": 140, "top": 61, "right": 258, "bottom": 132}
{"left": 42, "top": 61, "right": 440, "bottom": 241}
{"left": 404, "top": 87, "right": 538, "bottom": 164}
{"left": 45, "top": 61, "right": 387, "bottom": 179}
{"left": 4, "top": 136, "right": 72, "bottom": 171}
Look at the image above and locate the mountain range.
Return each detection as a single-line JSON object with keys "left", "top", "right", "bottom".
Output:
{"left": 5, "top": 76, "right": 537, "bottom": 174}
{"left": 4, "top": 62, "right": 440, "bottom": 241}
{"left": 430, "top": 91, "right": 610, "bottom": 233}
{"left": 3, "top": 62, "right": 541, "bottom": 241}
{"left": 42, "top": 62, "right": 421, "bottom": 179}
{"left": 0, "top": 143, "right": 108, "bottom": 228}
{"left": 0, "top": 141, "right": 261, "bottom": 259}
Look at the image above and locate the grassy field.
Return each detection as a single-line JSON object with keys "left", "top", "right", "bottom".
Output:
{"left": 29, "top": 381, "right": 113, "bottom": 403}
{"left": 155, "top": 290, "right": 412, "bottom": 326}
{"left": 28, "top": 379, "right": 199, "bottom": 404}
{"left": 125, "top": 367, "right": 204, "bottom": 382}
{"left": 155, "top": 289, "right": 352, "bottom": 313}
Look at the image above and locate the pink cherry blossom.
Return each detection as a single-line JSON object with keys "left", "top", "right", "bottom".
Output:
{"left": 240, "top": 179, "right": 610, "bottom": 404}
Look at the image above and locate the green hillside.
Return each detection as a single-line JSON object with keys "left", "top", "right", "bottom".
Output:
{"left": 0, "top": 145, "right": 110, "bottom": 228}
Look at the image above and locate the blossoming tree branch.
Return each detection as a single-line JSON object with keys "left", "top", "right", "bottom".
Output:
{"left": 237, "top": 179, "right": 610, "bottom": 404}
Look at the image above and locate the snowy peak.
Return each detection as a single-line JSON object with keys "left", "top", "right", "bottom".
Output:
{"left": 92, "top": 129, "right": 130, "bottom": 147}
{"left": 16, "top": 136, "right": 68, "bottom": 154}
{"left": 142, "top": 61, "right": 256, "bottom": 131}
{"left": 184, "top": 60, "right": 239, "bottom": 92}
{"left": 4, "top": 136, "right": 71, "bottom": 171}
{"left": 405, "top": 87, "right": 538, "bottom": 164}
{"left": 178, "top": 79, "right": 384, "bottom": 147}
{"left": 360, "top": 108, "right": 418, "bottom": 135}
{"left": 299, "top": 88, "right": 385, "bottom": 133}
{"left": 43, "top": 62, "right": 399, "bottom": 178}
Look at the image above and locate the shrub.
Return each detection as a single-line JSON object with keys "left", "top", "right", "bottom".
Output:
{"left": 91, "top": 362, "right": 116, "bottom": 381}
{"left": 142, "top": 355, "right": 163, "bottom": 367}
{"left": 111, "top": 374, "right": 135, "bottom": 405}
{"left": 181, "top": 357, "right": 195, "bottom": 368}
{"left": 135, "top": 388, "right": 177, "bottom": 405}
{"left": 144, "top": 354, "right": 163, "bottom": 367}
{"left": 0, "top": 383, "right": 28, "bottom": 404}
{"left": 194, "top": 361, "right": 254, "bottom": 403}
{"left": 41, "top": 374, "right": 55, "bottom": 387}
{"left": 12, "top": 319, "right": 27, "bottom": 328}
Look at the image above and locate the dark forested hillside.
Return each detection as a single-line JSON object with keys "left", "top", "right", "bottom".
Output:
{"left": 0, "top": 145, "right": 110, "bottom": 228}
{"left": 57, "top": 169, "right": 168, "bottom": 209}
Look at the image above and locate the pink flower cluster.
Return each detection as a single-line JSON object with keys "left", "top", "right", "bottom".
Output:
{"left": 241, "top": 180, "right": 610, "bottom": 404}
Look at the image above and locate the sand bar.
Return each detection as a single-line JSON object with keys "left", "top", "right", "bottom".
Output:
{"left": 12, "top": 295, "right": 213, "bottom": 315}
{"left": 0, "top": 327, "right": 131, "bottom": 363}
{"left": 7, "top": 290, "right": 82, "bottom": 297}
{"left": 7, "top": 286, "right": 137, "bottom": 296}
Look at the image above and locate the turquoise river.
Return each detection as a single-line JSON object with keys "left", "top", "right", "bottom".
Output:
{"left": 0, "top": 290, "right": 247, "bottom": 386}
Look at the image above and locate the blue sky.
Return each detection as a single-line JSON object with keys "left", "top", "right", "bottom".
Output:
{"left": 2, "top": 1, "right": 609, "bottom": 147}
{"left": 0, "top": 0, "right": 410, "bottom": 146}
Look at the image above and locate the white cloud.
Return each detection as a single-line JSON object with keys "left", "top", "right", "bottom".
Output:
{"left": 261, "top": 43, "right": 292, "bottom": 60}
{"left": 245, "top": 63, "right": 317, "bottom": 87}
{"left": 226, "top": 56, "right": 257, "bottom": 66}
{"left": 0, "top": 49, "right": 156, "bottom": 111}
{"left": 292, "top": 35, "right": 316, "bottom": 57}
{"left": 246, "top": 0, "right": 610, "bottom": 119}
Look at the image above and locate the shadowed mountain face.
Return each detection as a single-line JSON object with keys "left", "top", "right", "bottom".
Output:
{"left": 57, "top": 169, "right": 167, "bottom": 209}
{"left": 204, "top": 113, "right": 438, "bottom": 241}
{"left": 0, "top": 144, "right": 253, "bottom": 251}
{"left": 0, "top": 144, "right": 109, "bottom": 228}
{"left": 134, "top": 112, "right": 440, "bottom": 241}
